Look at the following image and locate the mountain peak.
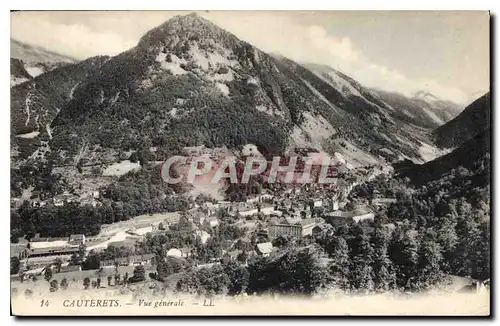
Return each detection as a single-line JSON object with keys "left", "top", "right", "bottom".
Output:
{"left": 137, "top": 13, "right": 239, "bottom": 51}
{"left": 170, "top": 12, "right": 213, "bottom": 26}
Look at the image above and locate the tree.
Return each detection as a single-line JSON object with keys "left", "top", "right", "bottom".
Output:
{"left": 348, "top": 225, "right": 374, "bottom": 293}
{"left": 435, "top": 213, "right": 458, "bottom": 254}
{"left": 328, "top": 237, "right": 350, "bottom": 292}
{"left": 471, "top": 220, "right": 490, "bottom": 281}
{"left": 129, "top": 152, "right": 138, "bottom": 163}
{"left": 70, "top": 253, "right": 80, "bottom": 266}
{"left": 132, "top": 265, "right": 146, "bottom": 282}
{"left": 371, "top": 226, "right": 395, "bottom": 292}
{"left": 272, "top": 236, "right": 289, "bottom": 248}
{"left": 223, "top": 260, "right": 249, "bottom": 295}
{"left": 10, "top": 257, "right": 20, "bottom": 275}
{"left": 82, "top": 251, "right": 101, "bottom": 270}
{"left": 115, "top": 273, "right": 121, "bottom": 285}
{"left": 247, "top": 247, "right": 328, "bottom": 296}
{"left": 61, "top": 278, "right": 68, "bottom": 290}
{"left": 78, "top": 244, "right": 87, "bottom": 262}
{"left": 417, "top": 229, "right": 443, "bottom": 289}
{"left": 237, "top": 250, "right": 248, "bottom": 264}
{"left": 388, "top": 227, "right": 419, "bottom": 290}
{"left": 50, "top": 279, "right": 59, "bottom": 292}
{"left": 44, "top": 267, "right": 53, "bottom": 282}
{"left": 83, "top": 277, "right": 90, "bottom": 290}
{"left": 54, "top": 258, "right": 63, "bottom": 273}
{"left": 176, "top": 265, "right": 230, "bottom": 297}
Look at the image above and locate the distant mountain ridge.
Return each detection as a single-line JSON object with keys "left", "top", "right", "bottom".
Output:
{"left": 10, "top": 39, "right": 78, "bottom": 88}
{"left": 373, "top": 89, "right": 461, "bottom": 129}
{"left": 11, "top": 39, "right": 76, "bottom": 64}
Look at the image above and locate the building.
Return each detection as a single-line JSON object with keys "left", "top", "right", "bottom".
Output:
{"left": 68, "top": 234, "right": 86, "bottom": 245}
{"left": 100, "top": 254, "right": 155, "bottom": 268}
{"left": 312, "top": 224, "right": 326, "bottom": 237}
{"left": 313, "top": 199, "right": 323, "bottom": 207}
{"left": 267, "top": 218, "right": 319, "bottom": 239}
{"left": 352, "top": 213, "right": 375, "bottom": 223}
{"left": 59, "top": 265, "right": 82, "bottom": 273}
{"left": 166, "top": 248, "right": 192, "bottom": 259}
{"left": 207, "top": 216, "right": 219, "bottom": 228}
{"left": 194, "top": 230, "right": 211, "bottom": 245}
{"left": 26, "top": 245, "right": 80, "bottom": 258}
{"left": 226, "top": 250, "right": 243, "bottom": 261}
{"left": 166, "top": 248, "right": 182, "bottom": 258}
{"left": 256, "top": 242, "right": 273, "bottom": 257}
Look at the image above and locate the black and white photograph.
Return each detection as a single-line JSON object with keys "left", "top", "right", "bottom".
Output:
{"left": 9, "top": 10, "right": 491, "bottom": 316}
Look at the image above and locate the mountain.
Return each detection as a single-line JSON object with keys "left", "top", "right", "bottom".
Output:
{"left": 10, "top": 39, "right": 77, "bottom": 87}
{"left": 394, "top": 92, "right": 491, "bottom": 189}
{"left": 42, "top": 15, "right": 441, "bottom": 166}
{"left": 433, "top": 92, "right": 491, "bottom": 149}
{"left": 11, "top": 56, "right": 110, "bottom": 162}
{"left": 396, "top": 128, "right": 490, "bottom": 186}
{"left": 373, "top": 89, "right": 461, "bottom": 129}
{"left": 12, "top": 14, "right": 449, "bottom": 185}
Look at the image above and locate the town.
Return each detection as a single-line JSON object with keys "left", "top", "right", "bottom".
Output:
{"left": 10, "top": 149, "right": 393, "bottom": 296}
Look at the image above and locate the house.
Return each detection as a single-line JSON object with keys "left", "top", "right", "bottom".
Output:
{"left": 352, "top": 213, "right": 375, "bottom": 223}
{"left": 372, "top": 198, "right": 397, "bottom": 206}
{"left": 194, "top": 230, "right": 211, "bottom": 245}
{"left": 128, "top": 254, "right": 155, "bottom": 266}
{"left": 226, "top": 250, "right": 242, "bottom": 261}
{"left": 179, "top": 247, "right": 192, "bottom": 258}
{"left": 256, "top": 242, "right": 273, "bottom": 257}
{"left": 190, "top": 210, "right": 207, "bottom": 225}
{"left": 114, "top": 257, "right": 129, "bottom": 266}
{"left": 207, "top": 216, "right": 219, "bottom": 228}
{"left": 68, "top": 234, "right": 86, "bottom": 245}
{"left": 312, "top": 224, "right": 326, "bottom": 237}
{"left": 166, "top": 248, "right": 192, "bottom": 259}
{"left": 313, "top": 199, "right": 323, "bottom": 207}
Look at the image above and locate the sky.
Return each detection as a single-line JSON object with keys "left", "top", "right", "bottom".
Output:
{"left": 10, "top": 10, "right": 490, "bottom": 104}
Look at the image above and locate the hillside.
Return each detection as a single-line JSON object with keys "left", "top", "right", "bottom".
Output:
{"left": 11, "top": 56, "right": 110, "bottom": 164}
{"left": 11, "top": 13, "right": 452, "bottom": 205}
{"left": 44, "top": 14, "right": 438, "bottom": 165}
{"left": 395, "top": 128, "right": 490, "bottom": 187}
{"left": 433, "top": 92, "right": 491, "bottom": 149}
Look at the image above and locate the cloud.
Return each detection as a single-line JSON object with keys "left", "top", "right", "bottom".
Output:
{"left": 11, "top": 14, "right": 137, "bottom": 59}
{"left": 207, "top": 14, "right": 470, "bottom": 104}
{"left": 10, "top": 11, "right": 475, "bottom": 104}
{"left": 307, "top": 25, "right": 360, "bottom": 62}
{"left": 297, "top": 25, "right": 469, "bottom": 103}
